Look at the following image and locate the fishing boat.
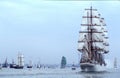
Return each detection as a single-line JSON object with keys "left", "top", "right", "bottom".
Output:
{"left": 78, "top": 6, "right": 109, "bottom": 72}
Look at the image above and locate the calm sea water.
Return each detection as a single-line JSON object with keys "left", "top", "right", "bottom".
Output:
{"left": 0, "top": 68, "right": 119, "bottom": 78}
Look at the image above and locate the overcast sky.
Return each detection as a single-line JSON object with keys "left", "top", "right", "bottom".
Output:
{"left": 0, "top": 0, "right": 120, "bottom": 67}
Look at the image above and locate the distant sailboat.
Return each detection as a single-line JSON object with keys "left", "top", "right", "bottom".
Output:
{"left": 2, "top": 58, "right": 9, "bottom": 68}
{"left": 114, "top": 58, "right": 117, "bottom": 68}
{"left": 71, "top": 62, "right": 76, "bottom": 70}
{"left": 27, "top": 60, "right": 32, "bottom": 68}
{"left": 14, "top": 53, "right": 24, "bottom": 69}
{"left": 37, "top": 61, "right": 41, "bottom": 68}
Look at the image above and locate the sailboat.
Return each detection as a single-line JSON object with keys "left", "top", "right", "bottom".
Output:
{"left": 114, "top": 58, "right": 117, "bottom": 68}
{"left": 2, "top": 58, "right": 9, "bottom": 68}
{"left": 78, "top": 6, "right": 109, "bottom": 72}
{"left": 27, "top": 60, "right": 32, "bottom": 68}
{"left": 14, "top": 53, "right": 24, "bottom": 69}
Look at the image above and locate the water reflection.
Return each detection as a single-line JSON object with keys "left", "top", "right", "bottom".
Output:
{"left": 83, "top": 74, "right": 103, "bottom": 78}
{"left": 77, "top": 71, "right": 107, "bottom": 78}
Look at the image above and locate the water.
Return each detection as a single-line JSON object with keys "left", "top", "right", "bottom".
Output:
{"left": 0, "top": 68, "right": 119, "bottom": 78}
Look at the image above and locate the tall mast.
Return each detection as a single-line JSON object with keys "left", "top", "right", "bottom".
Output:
{"left": 87, "top": 11, "right": 91, "bottom": 59}
{"left": 90, "top": 6, "right": 93, "bottom": 60}
{"left": 87, "top": 6, "right": 93, "bottom": 60}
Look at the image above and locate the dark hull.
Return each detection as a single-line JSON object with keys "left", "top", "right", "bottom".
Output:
{"left": 80, "top": 63, "right": 97, "bottom": 72}
{"left": 2, "top": 64, "right": 9, "bottom": 68}
{"left": 2, "top": 66, "right": 8, "bottom": 68}
{"left": 27, "top": 66, "right": 32, "bottom": 68}
{"left": 14, "top": 65, "right": 24, "bottom": 69}
{"left": 10, "top": 64, "right": 16, "bottom": 68}
{"left": 71, "top": 67, "right": 76, "bottom": 70}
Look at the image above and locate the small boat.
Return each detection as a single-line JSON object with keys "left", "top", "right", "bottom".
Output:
{"left": 27, "top": 65, "right": 32, "bottom": 68}
{"left": 27, "top": 60, "right": 32, "bottom": 68}
{"left": 37, "top": 60, "right": 42, "bottom": 68}
{"left": 37, "top": 64, "right": 41, "bottom": 68}
{"left": 72, "top": 67, "right": 76, "bottom": 70}
{"left": 71, "top": 63, "right": 76, "bottom": 70}
{"left": 2, "top": 58, "right": 9, "bottom": 68}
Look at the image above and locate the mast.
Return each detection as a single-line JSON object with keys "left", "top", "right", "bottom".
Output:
{"left": 87, "top": 11, "right": 91, "bottom": 60}
{"left": 90, "top": 6, "right": 93, "bottom": 60}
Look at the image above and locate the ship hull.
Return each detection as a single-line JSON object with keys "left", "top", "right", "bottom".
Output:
{"left": 13, "top": 65, "right": 24, "bottom": 69}
{"left": 27, "top": 66, "right": 32, "bottom": 68}
{"left": 80, "top": 63, "right": 105, "bottom": 72}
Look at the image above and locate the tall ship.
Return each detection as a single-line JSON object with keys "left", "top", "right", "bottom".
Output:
{"left": 78, "top": 6, "right": 109, "bottom": 71}
{"left": 14, "top": 53, "right": 24, "bottom": 69}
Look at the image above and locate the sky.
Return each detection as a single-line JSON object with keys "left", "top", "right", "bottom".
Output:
{"left": 0, "top": 0, "right": 120, "bottom": 67}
